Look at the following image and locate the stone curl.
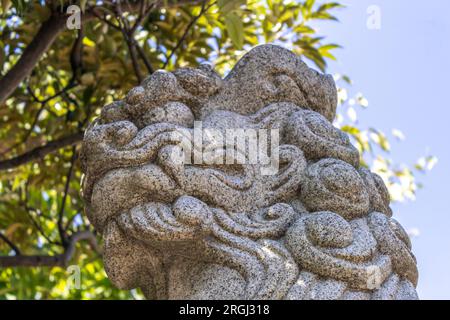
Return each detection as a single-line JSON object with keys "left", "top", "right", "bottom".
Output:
{"left": 284, "top": 109, "right": 359, "bottom": 167}
{"left": 300, "top": 158, "right": 370, "bottom": 220}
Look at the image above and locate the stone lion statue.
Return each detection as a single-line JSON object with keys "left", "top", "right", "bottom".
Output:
{"left": 80, "top": 44, "right": 418, "bottom": 300}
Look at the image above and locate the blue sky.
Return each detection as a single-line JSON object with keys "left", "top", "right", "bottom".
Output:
{"left": 313, "top": 0, "right": 450, "bottom": 299}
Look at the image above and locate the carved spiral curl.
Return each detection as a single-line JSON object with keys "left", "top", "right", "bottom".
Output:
{"left": 114, "top": 195, "right": 299, "bottom": 299}
{"left": 300, "top": 158, "right": 370, "bottom": 220}
{"left": 284, "top": 109, "right": 359, "bottom": 167}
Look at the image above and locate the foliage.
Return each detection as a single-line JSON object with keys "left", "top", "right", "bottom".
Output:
{"left": 0, "top": 0, "right": 435, "bottom": 299}
{"left": 334, "top": 76, "right": 437, "bottom": 202}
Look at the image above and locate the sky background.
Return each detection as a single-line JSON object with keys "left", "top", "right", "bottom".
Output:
{"left": 313, "top": 0, "right": 450, "bottom": 299}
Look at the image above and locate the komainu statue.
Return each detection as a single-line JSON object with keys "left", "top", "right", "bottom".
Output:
{"left": 80, "top": 45, "right": 418, "bottom": 300}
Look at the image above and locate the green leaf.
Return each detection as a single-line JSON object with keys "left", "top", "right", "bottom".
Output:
{"left": 342, "top": 75, "right": 352, "bottom": 84}
{"left": 293, "top": 25, "right": 315, "bottom": 34}
{"left": 311, "top": 11, "right": 338, "bottom": 21}
{"left": 318, "top": 2, "right": 344, "bottom": 12}
{"left": 82, "top": 37, "right": 95, "bottom": 47}
{"left": 224, "top": 12, "right": 244, "bottom": 49}
{"left": 369, "top": 129, "right": 391, "bottom": 152}
{"left": 80, "top": 0, "right": 87, "bottom": 13}
{"left": 319, "top": 44, "right": 342, "bottom": 50}
{"left": 1, "top": 0, "right": 11, "bottom": 12}
{"left": 11, "top": 0, "right": 26, "bottom": 14}
{"left": 318, "top": 44, "right": 341, "bottom": 60}
{"left": 305, "top": 0, "right": 315, "bottom": 11}
{"left": 341, "top": 125, "right": 360, "bottom": 135}
{"left": 218, "top": 0, "right": 246, "bottom": 15}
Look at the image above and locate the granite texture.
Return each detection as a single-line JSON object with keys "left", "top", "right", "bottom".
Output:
{"left": 80, "top": 44, "right": 418, "bottom": 300}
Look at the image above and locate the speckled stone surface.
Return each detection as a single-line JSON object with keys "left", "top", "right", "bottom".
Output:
{"left": 80, "top": 44, "right": 418, "bottom": 300}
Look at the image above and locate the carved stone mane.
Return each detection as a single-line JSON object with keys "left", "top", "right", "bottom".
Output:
{"left": 80, "top": 44, "right": 418, "bottom": 300}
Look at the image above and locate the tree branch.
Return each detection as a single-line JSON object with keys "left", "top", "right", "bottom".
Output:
{"left": 0, "top": 232, "right": 21, "bottom": 255}
{"left": 117, "top": 1, "right": 144, "bottom": 83}
{"left": 0, "top": 133, "right": 83, "bottom": 171}
{"left": 0, "top": 13, "right": 67, "bottom": 105}
{"left": 0, "top": 254, "right": 63, "bottom": 267}
{"left": 0, "top": 0, "right": 203, "bottom": 104}
{"left": 23, "top": 203, "right": 61, "bottom": 246}
{"left": 134, "top": 39, "right": 155, "bottom": 74}
{"left": 163, "top": 0, "right": 211, "bottom": 68}
{"left": 0, "top": 80, "right": 78, "bottom": 156}
{"left": 130, "top": 1, "right": 156, "bottom": 74}
{"left": 124, "top": 32, "right": 144, "bottom": 82}
{"left": 57, "top": 147, "right": 77, "bottom": 247}
{"left": 0, "top": 231, "right": 100, "bottom": 268}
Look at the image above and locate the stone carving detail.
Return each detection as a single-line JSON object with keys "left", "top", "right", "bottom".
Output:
{"left": 80, "top": 44, "right": 418, "bottom": 299}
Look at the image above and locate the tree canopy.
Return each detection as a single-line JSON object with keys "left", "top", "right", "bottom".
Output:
{"left": 0, "top": 0, "right": 436, "bottom": 299}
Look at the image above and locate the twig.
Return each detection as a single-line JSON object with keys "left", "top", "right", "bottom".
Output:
{"left": 130, "top": 0, "right": 155, "bottom": 34}
{"left": 0, "top": 232, "right": 21, "bottom": 255}
{"left": 163, "top": 0, "right": 211, "bottom": 69}
{"left": 90, "top": 6, "right": 122, "bottom": 30}
{"left": 64, "top": 212, "right": 81, "bottom": 232}
{"left": 130, "top": 1, "right": 156, "bottom": 75}
{"left": 126, "top": 34, "right": 144, "bottom": 82}
{"left": 0, "top": 0, "right": 202, "bottom": 104}
{"left": 0, "top": 101, "right": 46, "bottom": 157}
{"left": 20, "top": 179, "right": 61, "bottom": 246}
{"left": 24, "top": 205, "right": 61, "bottom": 246}
{"left": 28, "top": 81, "right": 77, "bottom": 105}
{"left": 134, "top": 40, "right": 155, "bottom": 74}
{"left": 116, "top": 1, "right": 144, "bottom": 83}
{"left": 57, "top": 147, "right": 77, "bottom": 247}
